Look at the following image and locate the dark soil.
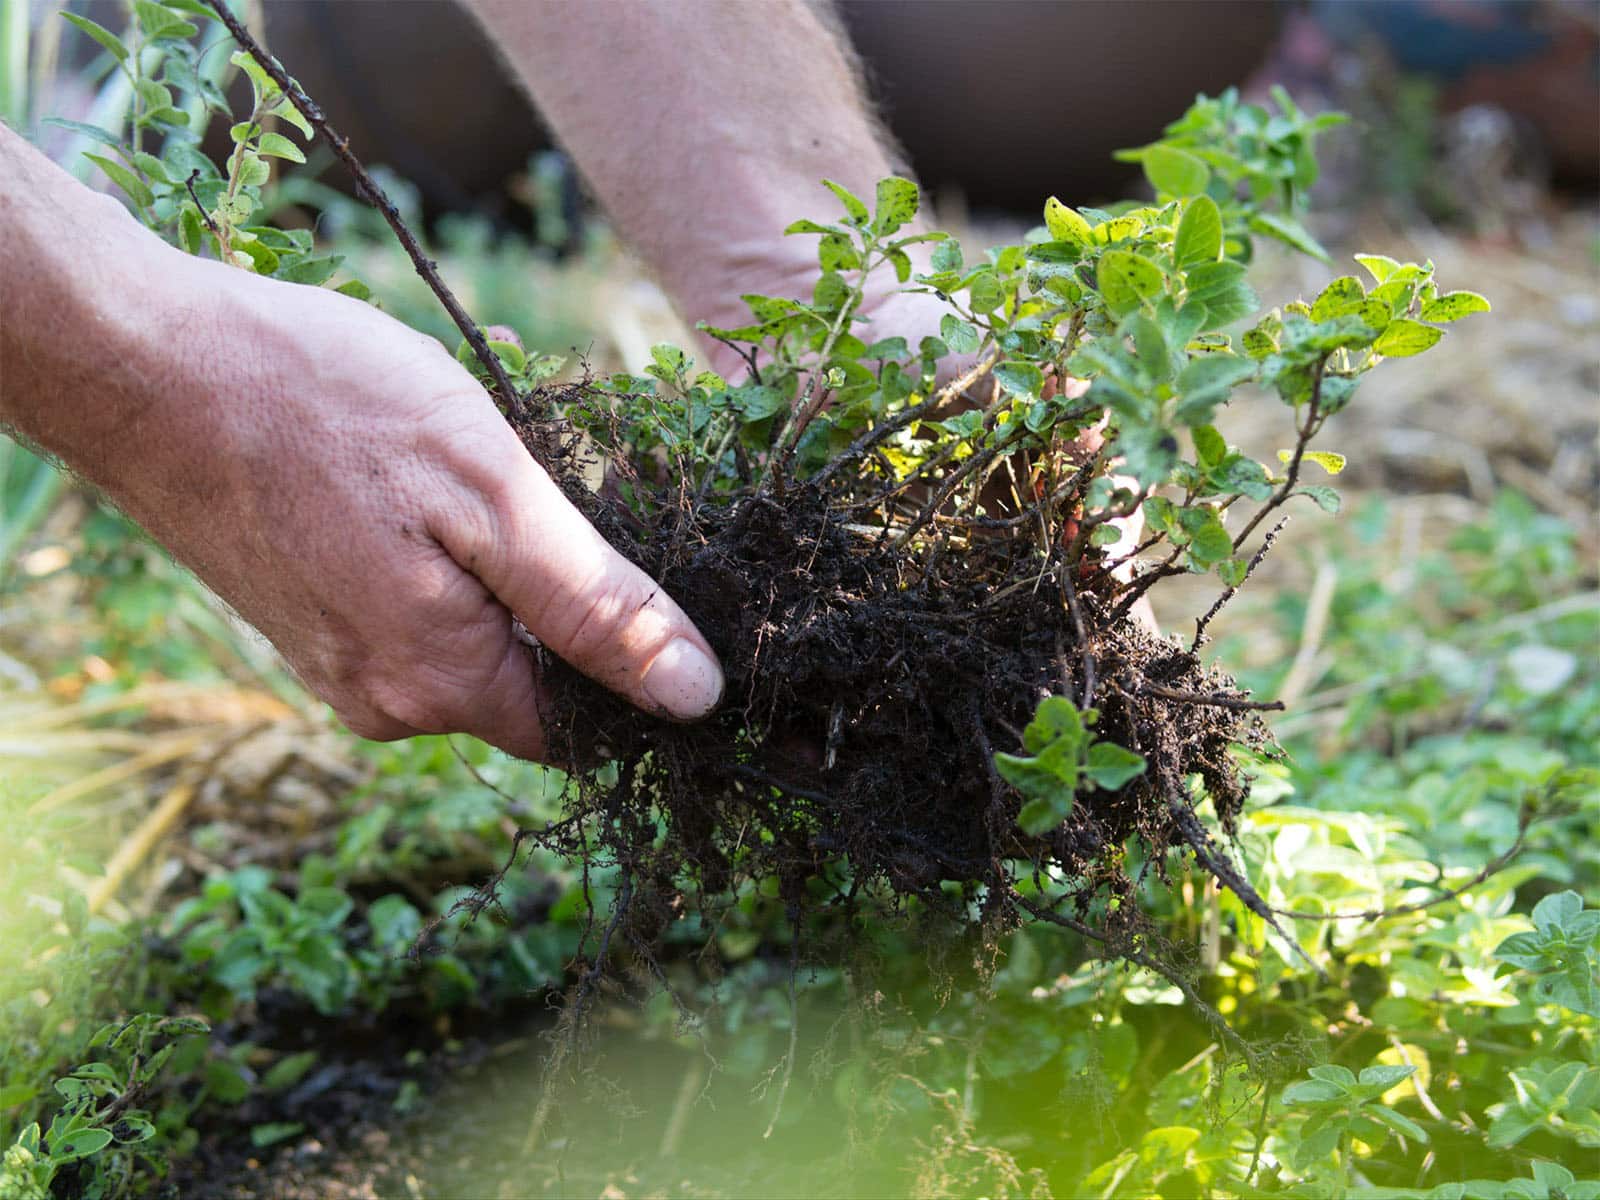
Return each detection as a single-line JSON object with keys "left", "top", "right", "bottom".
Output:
{"left": 498, "top": 388, "right": 1281, "bottom": 986}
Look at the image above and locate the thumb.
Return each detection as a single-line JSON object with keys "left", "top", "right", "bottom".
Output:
{"left": 442, "top": 443, "right": 724, "bottom": 724}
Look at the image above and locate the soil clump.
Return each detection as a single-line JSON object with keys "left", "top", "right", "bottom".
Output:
{"left": 505, "top": 390, "right": 1278, "bottom": 956}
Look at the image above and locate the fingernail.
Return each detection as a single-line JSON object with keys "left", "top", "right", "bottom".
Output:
{"left": 643, "top": 638, "right": 724, "bottom": 720}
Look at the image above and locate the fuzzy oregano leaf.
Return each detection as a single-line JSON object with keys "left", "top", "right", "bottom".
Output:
{"left": 1141, "top": 144, "right": 1210, "bottom": 197}
{"left": 1044, "top": 196, "right": 1093, "bottom": 246}
{"left": 1098, "top": 250, "right": 1164, "bottom": 317}
{"left": 1173, "top": 195, "right": 1223, "bottom": 269}
{"left": 873, "top": 176, "right": 919, "bottom": 236}
{"left": 1374, "top": 319, "right": 1444, "bottom": 358}
{"left": 61, "top": 12, "right": 130, "bottom": 63}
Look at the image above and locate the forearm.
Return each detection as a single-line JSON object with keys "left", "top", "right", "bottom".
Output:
{"left": 0, "top": 124, "right": 186, "bottom": 476}
{"left": 464, "top": 0, "right": 924, "bottom": 332}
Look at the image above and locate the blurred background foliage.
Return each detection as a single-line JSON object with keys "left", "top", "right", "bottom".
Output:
{"left": 1, "top": 1, "right": 1596, "bottom": 1197}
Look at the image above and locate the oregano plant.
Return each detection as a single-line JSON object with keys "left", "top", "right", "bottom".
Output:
{"left": 46, "top": 2, "right": 1497, "bottom": 1049}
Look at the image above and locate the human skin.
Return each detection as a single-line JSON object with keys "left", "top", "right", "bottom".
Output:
{"left": 462, "top": 0, "right": 955, "bottom": 381}
{"left": 0, "top": 124, "right": 722, "bottom": 758}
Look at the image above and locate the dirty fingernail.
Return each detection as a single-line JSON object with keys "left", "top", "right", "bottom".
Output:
{"left": 643, "top": 638, "right": 724, "bottom": 720}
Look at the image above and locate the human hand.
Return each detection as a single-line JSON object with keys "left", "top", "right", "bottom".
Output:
{"left": 18, "top": 234, "right": 722, "bottom": 759}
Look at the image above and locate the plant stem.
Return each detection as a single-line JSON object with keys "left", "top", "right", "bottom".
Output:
{"left": 760, "top": 257, "right": 875, "bottom": 491}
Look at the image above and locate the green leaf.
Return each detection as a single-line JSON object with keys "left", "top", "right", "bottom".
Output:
{"left": 1097, "top": 250, "right": 1164, "bottom": 317}
{"left": 1420, "top": 290, "right": 1491, "bottom": 322}
{"left": 1115, "top": 422, "right": 1180, "bottom": 488}
{"left": 1183, "top": 509, "right": 1234, "bottom": 566}
{"left": 256, "top": 131, "right": 306, "bottom": 164}
{"left": 1044, "top": 196, "right": 1093, "bottom": 246}
{"left": 134, "top": 0, "right": 196, "bottom": 40}
{"left": 1283, "top": 1079, "right": 1345, "bottom": 1105}
{"left": 262, "top": 1050, "right": 319, "bottom": 1093}
{"left": 1185, "top": 261, "right": 1258, "bottom": 330}
{"left": 61, "top": 12, "right": 129, "bottom": 63}
{"left": 41, "top": 117, "right": 124, "bottom": 148}
{"left": 729, "top": 385, "right": 787, "bottom": 421}
{"left": 1358, "top": 1064, "right": 1418, "bottom": 1091}
{"left": 1309, "top": 1064, "right": 1359, "bottom": 1090}
{"left": 250, "top": 1121, "right": 305, "bottom": 1149}
{"left": 1142, "top": 145, "right": 1210, "bottom": 197}
{"left": 275, "top": 254, "right": 343, "bottom": 286}
{"left": 994, "top": 361, "right": 1044, "bottom": 400}
{"left": 820, "top": 179, "right": 870, "bottom": 225}
{"left": 84, "top": 154, "right": 154, "bottom": 208}
{"left": 1355, "top": 253, "right": 1403, "bottom": 283}
{"left": 52, "top": 1127, "right": 114, "bottom": 1159}
{"left": 1311, "top": 276, "right": 1365, "bottom": 321}
{"left": 1022, "top": 696, "right": 1087, "bottom": 754}
{"left": 488, "top": 339, "right": 527, "bottom": 373}
{"left": 1298, "top": 485, "right": 1341, "bottom": 513}
{"left": 940, "top": 315, "right": 981, "bottom": 356}
{"left": 1216, "top": 557, "right": 1249, "bottom": 586}
{"left": 1173, "top": 195, "right": 1223, "bottom": 269}
{"left": 1015, "top": 793, "right": 1071, "bottom": 837}
{"left": 235, "top": 237, "right": 279, "bottom": 275}
{"left": 1374, "top": 319, "right": 1444, "bottom": 357}
{"left": 1092, "top": 214, "right": 1145, "bottom": 245}
{"left": 1249, "top": 212, "right": 1330, "bottom": 262}
{"left": 230, "top": 49, "right": 281, "bottom": 104}
{"left": 1175, "top": 354, "right": 1254, "bottom": 422}
{"left": 874, "top": 176, "right": 920, "bottom": 235}
{"left": 270, "top": 97, "right": 315, "bottom": 139}
{"left": 1193, "top": 425, "right": 1226, "bottom": 466}
{"left": 1532, "top": 889, "right": 1584, "bottom": 934}
{"left": 1083, "top": 741, "right": 1146, "bottom": 790}
{"left": 233, "top": 149, "right": 271, "bottom": 188}
{"left": 931, "top": 240, "right": 963, "bottom": 272}
{"left": 335, "top": 279, "right": 372, "bottom": 301}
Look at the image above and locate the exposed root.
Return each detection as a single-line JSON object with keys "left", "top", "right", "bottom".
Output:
{"left": 486, "top": 384, "right": 1290, "bottom": 1048}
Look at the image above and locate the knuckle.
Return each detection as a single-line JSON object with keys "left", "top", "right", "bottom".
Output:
{"left": 549, "top": 572, "right": 645, "bottom": 669}
{"left": 362, "top": 673, "right": 460, "bottom": 736}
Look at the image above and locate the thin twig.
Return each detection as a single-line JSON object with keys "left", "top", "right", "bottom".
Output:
{"left": 1137, "top": 682, "right": 1285, "bottom": 712}
{"left": 203, "top": 1, "right": 524, "bottom": 419}
{"left": 1191, "top": 517, "right": 1289, "bottom": 652}
{"left": 183, "top": 169, "right": 222, "bottom": 240}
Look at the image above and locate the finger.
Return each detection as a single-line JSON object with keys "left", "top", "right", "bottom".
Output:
{"left": 435, "top": 442, "right": 724, "bottom": 723}
{"left": 450, "top": 627, "right": 549, "bottom": 760}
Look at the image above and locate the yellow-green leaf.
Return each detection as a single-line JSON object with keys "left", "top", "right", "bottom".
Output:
{"left": 1173, "top": 195, "right": 1223, "bottom": 269}
{"left": 1278, "top": 449, "right": 1346, "bottom": 475}
{"left": 256, "top": 132, "right": 306, "bottom": 163}
{"left": 1355, "top": 253, "right": 1402, "bottom": 283}
{"left": 1374, "top": 318, "right": 1444, "bottom": 357}
{"left": 270, "top": 98, "right": 314, "bottom": 139}
{"left": 1092, "top": 214, "right": 1145, "bottom": 245}
{"left": 1419, "top": 290, "right": 1491, "bottom": 322}
{"left": 1142, "top": 145, "right": 1210, "bottom": 197}
{"left": 1097, "top": 250, "right": 1163, "bottom": 317}
{"left": 1044, "top": 196, "right": 1092, "bottom": 246}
